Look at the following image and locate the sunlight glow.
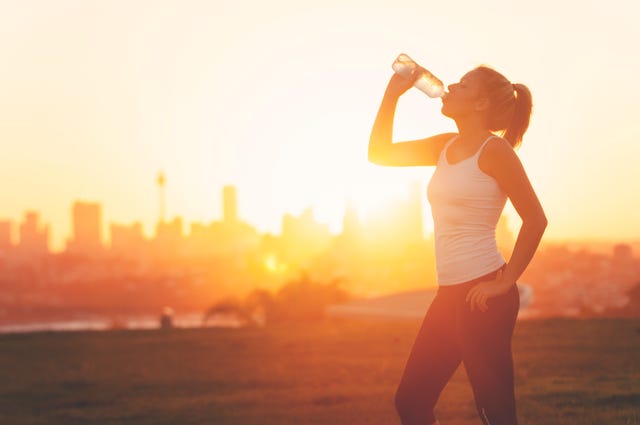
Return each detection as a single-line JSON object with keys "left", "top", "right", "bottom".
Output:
{"left": 264, "top": 254, "right": 288, "bottom": 273}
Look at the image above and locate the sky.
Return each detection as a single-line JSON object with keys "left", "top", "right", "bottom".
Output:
{"left": 0, "top": 0, "right": 639, "bottom": 251}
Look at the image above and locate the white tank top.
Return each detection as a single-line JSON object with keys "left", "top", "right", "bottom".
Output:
{"left": 427, "top": 135, "right": 507, "bottom": 285}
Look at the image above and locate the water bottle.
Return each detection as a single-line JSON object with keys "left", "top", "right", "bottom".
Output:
{"left": 392, "top": 53, "right": 445, "bottom": 98}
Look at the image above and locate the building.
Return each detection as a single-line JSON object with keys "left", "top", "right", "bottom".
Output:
{"left": 18, "top": 211, "right": 49, "bottom": 256}
{"left": 110, "top": 222, "right": 146, "bottom": 259}
{"left": 152, "top": 217, "right": 185, "bottom": 259}
{"left": 66, "top": 201, "right": 104, "bottom": 256}
{"left": 0, "top": 220, "right": 13, "bottom": 254}
{"left": 281, "top": 208, "right": 332, "bottom": 268}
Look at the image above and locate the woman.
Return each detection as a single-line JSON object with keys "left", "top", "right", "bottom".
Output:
{"left": 368, "top": 65, "right": 547, "bottom": 425}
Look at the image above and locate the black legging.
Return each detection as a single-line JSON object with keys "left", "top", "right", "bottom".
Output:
{"left": 395, "top": 265, "right": 520, "bottom": 425}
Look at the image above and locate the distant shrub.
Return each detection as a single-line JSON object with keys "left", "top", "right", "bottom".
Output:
{"left": 202, "top": 297, "right": 250, "bottom": 324}
{"left": 203, "top": 274, "right": 351, "bottom": 326}
{"left": 268, "top": 273, "right": 351, "bottom": 323}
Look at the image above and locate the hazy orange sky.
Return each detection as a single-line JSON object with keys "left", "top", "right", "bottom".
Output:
{"left": 1, "top": 0, "right": 639, "bottom": 251}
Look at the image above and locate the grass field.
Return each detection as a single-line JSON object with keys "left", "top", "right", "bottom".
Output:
{"left": 0, "top": 318, "right": 638, "bottom": 425}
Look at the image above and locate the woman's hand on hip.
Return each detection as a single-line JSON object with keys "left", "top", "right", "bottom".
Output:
{"left": 466, "top": 269, "right": 513, "bottom": 313}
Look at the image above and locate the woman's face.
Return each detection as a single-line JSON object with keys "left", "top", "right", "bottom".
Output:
{"left": 441, "top": 70, "right": 486, "bottom": 120}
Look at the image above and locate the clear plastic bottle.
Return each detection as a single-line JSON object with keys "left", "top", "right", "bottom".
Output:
{"left": 392, "top": 53, "right": 445, "bottom": 98}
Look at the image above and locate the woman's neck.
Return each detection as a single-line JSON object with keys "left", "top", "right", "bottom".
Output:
{"left": 454, "top": 118, "right": 492, "bottom": 147}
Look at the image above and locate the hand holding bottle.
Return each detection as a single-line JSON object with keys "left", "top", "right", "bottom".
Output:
{"left": 385, "top": 72, "right": 416, "bottom": 98}
{"left": 391, "top": 53, "right": 445, "bottom": 98}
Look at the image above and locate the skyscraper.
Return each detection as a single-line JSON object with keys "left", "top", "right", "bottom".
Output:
{"left": 18, "top": 211, "right": 49, "bottom": 256}
{"left": 67, "top": 201, "right": 103, "bottom": 255}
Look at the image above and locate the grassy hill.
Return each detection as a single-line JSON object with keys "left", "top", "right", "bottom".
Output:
{"left": 1, "top": 318, "right": 638, "bottom": 425}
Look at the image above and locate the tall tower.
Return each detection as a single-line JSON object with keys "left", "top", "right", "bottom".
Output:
{"left": 157, "top": 171, "right": 166, "bottom": 224}
{"left": 223, "top": 185, "right": 238, "bottom": 224}
{"left": 67, "top": 201, "right": 103, "bottom": 254}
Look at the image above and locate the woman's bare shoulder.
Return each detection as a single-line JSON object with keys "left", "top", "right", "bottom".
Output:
{"left": 479, "top": 136, "right": 519, "bottom": 175}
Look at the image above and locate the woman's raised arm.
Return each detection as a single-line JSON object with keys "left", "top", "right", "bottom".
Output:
{"left": 368, "top": 73, "right": 455, "bottom": 167}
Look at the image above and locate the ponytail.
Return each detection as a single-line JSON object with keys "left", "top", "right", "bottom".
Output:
{"left": 503, "top": 83, "right": 533, "bottom": 148}
{"left": 472, "top": 66, "right": 534, "bottom": 148}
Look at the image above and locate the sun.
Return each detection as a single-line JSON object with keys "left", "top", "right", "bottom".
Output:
{"left": 295, "top": 168, "right": 429, "bottom": 235}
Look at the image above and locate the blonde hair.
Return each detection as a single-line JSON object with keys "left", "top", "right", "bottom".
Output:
{"left": 473, "top": 66, "right": 533, "bottom": 148}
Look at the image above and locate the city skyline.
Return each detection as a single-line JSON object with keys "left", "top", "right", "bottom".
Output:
{"left": 1, "top": 183, "right": 636, "bottom": 255}
{"left": 0, "top": 182, "right": 431, "bottom": 255}
{"left": 1, "top": 1, "right": 639, "bottom": 251}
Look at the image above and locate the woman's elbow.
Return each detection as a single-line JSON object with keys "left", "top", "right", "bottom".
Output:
{"left": 541, "top": 214, "right": 548, "bottom": 229}
{"left": 367, "top": 148, "right": 385, "bottom": 165}
{"left": 526, "top": 213, "right": 548, "bottom": 234}
{"left": 537, "top": 210, "right": 548, "bottom": 228}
